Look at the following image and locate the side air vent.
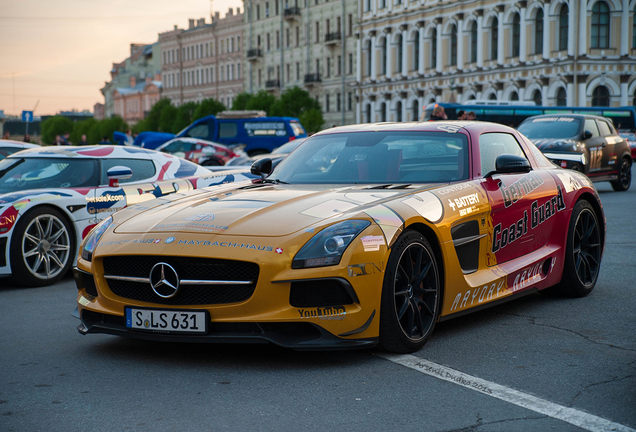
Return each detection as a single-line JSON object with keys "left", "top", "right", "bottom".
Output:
{"left": 451, "top": 220, "right": 484, "bottom": 274}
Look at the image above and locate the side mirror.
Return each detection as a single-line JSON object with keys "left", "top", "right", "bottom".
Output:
{"left": 250, "top": 158, "right": 273, "bottom": 179}
{"left": 486, "top": 154, "right": 531, "bottom": 177}
{"left": 583, "top": 130, "right": 593, "bottom": 140}
{"left": 107, "top": 166, "right": 133, "bottom": 187}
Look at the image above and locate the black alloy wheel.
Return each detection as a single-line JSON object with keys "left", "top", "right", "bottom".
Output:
{"left": 380, "top": 230, "right": 441, "bottom": 353}
{"left": 549, "top": 200, "right": 602, "bottom": 297}
{"left": 611, "top": 157, "right": 631, "bottom": 191}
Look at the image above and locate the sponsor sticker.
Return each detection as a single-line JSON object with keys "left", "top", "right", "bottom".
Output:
{"left": 360, "top": 235, "right": 385, "bottom": 252}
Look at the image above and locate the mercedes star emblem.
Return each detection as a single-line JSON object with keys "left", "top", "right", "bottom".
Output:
{"left": 149, "top": 262, "right": 180, "bottom": 298}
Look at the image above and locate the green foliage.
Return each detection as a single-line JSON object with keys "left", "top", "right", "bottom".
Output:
{"left": 137, "top": 98, "right": 172, "bottom": 133}
{"left": 193, "top": 98, "right": 226, "bottom": 121}
{"left": 270, "top": 87, "right": 321, "bottom": 118}
{"left": 158, "top": 104, "right": 179, "bottom": 134}
{"left": 99, "top": 116, "right": 128, "bottom": 143}
{"left": 41, "top": 116, "right": 74, "bottom": 144}
{"left": 172, "top": 102, "right": 198, "bottom": 133}
{"left": 299, "top": 108, "right": 325, "bottom": 134}
{"left": 69, "top": 118, "right": 96, "bottom": 144}
{"left": 231, "top": 93, "right": 253, "bottom": 111}
{"left": 245, "top": 90, "right": 276, "bottom": 115}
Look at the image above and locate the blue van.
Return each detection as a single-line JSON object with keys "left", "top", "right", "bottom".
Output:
{"left": 134, "top": 114, "right": 307, "bottom": 156}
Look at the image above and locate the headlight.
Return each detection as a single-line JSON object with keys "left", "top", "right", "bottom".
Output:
{"left": 81, "top": 217, "right": 113, "bottom": 262}
{"left": 292, "top": 220, "right": 371, "bottom": 269}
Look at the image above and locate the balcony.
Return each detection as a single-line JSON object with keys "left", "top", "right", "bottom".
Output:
{"left": 303, "top": 73, "right": 321, "bottom": 86}
{"left": 283, "top": 6, "right": 301, "bottom": 21}
{"left": 265, "top": 79, "right": 280, "bottom": 89}
{"left": 247, "top": 49, "right": 262, "bottom": 62}
{"left": 325, "top": 32, "right": 341, "bottom": 47}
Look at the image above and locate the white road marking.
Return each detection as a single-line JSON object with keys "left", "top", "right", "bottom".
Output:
{"left": 377, "top": 354, "right": 636, "bottom": 432}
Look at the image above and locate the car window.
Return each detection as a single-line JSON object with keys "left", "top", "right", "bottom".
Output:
{"left": 218, "top": 122, "right": 238, "bottom": 139}
{"left": 479, "top": 133, "right": 526, "bottom": 176}
{"left": 517, "top": 117, "right": 581, "bottom": 139}
{"left": 185, "top": 124, "right": 209, "bottom": 139}
{"left": 100, "top": 158, "right": 156, "bottom": 185}
{"left": 597, "top": 120, "right": 612, "bottom": 137}
{"left": 585, "top": 119, "right": 600, "bottom": 138}
{"left": 273, "top": 131, "right": 469, "bottom": 184}
{"left": 244, "top": 121, "right": 287, "bottom": 137}
{"left": 0, "top": 157, "right": 100, "bottom": 193}
{"left": 290, "top": 122, "right": 306, "bottom": 136}
{"left": 164, "top": 140, "right": 187, "bottom": 153}
{"left": 0, "top": 146, "right": 24, "bottom": 160}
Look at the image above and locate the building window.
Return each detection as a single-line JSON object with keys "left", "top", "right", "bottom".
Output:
{"left": 336, "top": 93, "right": 341, "bottom": 111}
{"left": 397, "top": 34, "right": 403, "bottom": 73}
{"left": 348, "top": 14, "right": 353, "bottom": 37}
{"left": 535, "top": 9, "right": 544, "bottom": 55}
{"left": 491, "top": 17, "right": 498, "bottom": 60}
{"left": 365, "top": 0, "right": 370, "bottom": 12}
{"left": 591, "top": 2, "right": 610, "bottom": 49}
{"left": 592, "top": 86, "right": 610, "bottom": 106}
{"left": 556, "top": 88, "right": 567, "bottom": 106}
{"left": 348, "top": 53, "right": 353, "bottom": 74}
{"left": 412, "top": 99, "right": 419, "bottom": 121}
{"left": 382, "top": 39, "right": 388, "bottom": 74}
{"left": 326, "top": 57, "right": 331, "bottom": 77}
{"left": 559, "top": 5, "right": 569, "bottom": 51}
{"left": 286, "top": 28, "right": 290, "bottom": 48}
{"left": 512, "top": 14, "right": 520, "bottom": 57}
{"left": 633, "top": 5, "right": 636, "bottom": 48}
{"left": 366, "top": 104, "right": 371, "bottom": 123}
{"left": 256, "top": 5, "right": 260, "bottom": 20}
{"left": 267, "top": 33, "right": 271, "bottom": 51}
{"left": 396, "top": 101, "right": 402, "bottom": 122}
{"left": 315, "top": 22, "right": 320, "bottom": 43}
{"left": 450, "top": 25, "right": 457, "bottom": 66}
{"left": 366, "top": 40, "right": 372, "bottom": 76}
{"left": 348, "top": 92, "right": 352, "bottom": 111}
{"left": 276, "top": 30, "right": 280, "bottom": 49}
{"left": 488, "top": 92, "right": 497, "bottom": 101}
{"left": 296, "top": 62, "right": 300, "bottom": 80}
{"left": 286, "top": 64, "right": 290, "bottom": 81}
{"left": 414, "top": 33, "right": 420, "bottom": 70}
{"left": 296, "top": 27, "right": 300, "bottom": 47}
{"left": 431, "top": 29, "right": 437, "bottom": 68}
{"left": 380, "top": 102, "right": 386, "bottom": 122}
{"left": 532, "top": 90, "right": 541, "bottom": 105}
{"left": 325, "top": 94, "right": 330, "bottom": 112}
{"left": 470, "top": 21, "right": 477, "bottom": 63}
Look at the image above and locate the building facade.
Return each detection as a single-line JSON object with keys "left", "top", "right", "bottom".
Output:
{"left": 357, "top": 0, "right": 636, "bottom": 123}
{"left": 159, "top": 9, "right": 244, "bottom": 108}
{"left": 243, "top": 0, "right": 358, "bottom": 126}
{"left": 111, "top": 75, "right": 162, "bottom": 124}
{"left": 101, "top": 43, "right": 162, "bottom": 119}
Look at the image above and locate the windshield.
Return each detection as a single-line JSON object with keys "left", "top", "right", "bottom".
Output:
{"left": 0, "top": 157, "right": 100, "bottom": 193}
{"left": 271, "top": 138, "right": 305, "bottom": 155}
{"left": 271, "top": 131, "right": 469, "bottom": 184}
{"left": 518, "top": 117, "right": 582, "bottom": 139}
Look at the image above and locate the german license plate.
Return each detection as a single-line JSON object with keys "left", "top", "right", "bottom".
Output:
{"left": 125, "top": 307, "right": 207, "bottom": 334}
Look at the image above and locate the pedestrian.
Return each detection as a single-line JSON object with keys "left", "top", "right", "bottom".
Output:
{"left": 429, "top": 105, "right": 447, "bottom": 121}
{"left": 467, "top": 111, "right": 477, "bottom": 120}
{"left": 53, "top": 135, "right": 63, "bottom": 146}
{"left": 125, "top": 129, "right": 134, "bottom": 146}
{"left": 98, "top": 136, "right": 111, "bottom": 144}
{"left": 23, "top": 134, "right": 31, "bottom": 143}
{"left": 62, "top": 132, "right": 71, "bottom": 145}
{"left": 78, "top": 134, "right": 89, "bottom": 145}
{"left": 2, "top": 131, "right": 10, "bottom": 140}
{"left": 456, "top": 110, "right": 467, "bottom": 120}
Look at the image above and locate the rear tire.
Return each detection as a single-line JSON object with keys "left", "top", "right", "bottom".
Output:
{"left": 549, "top": 200, "right": 602, "bottom": 297}
{"left": 10, "top": 206, "right": 75, "bottom": 287}
{"left": 379, "top": 230, "right": 441, "bottom": 353}
{"left": 610, "top": 157, "right": 631, "bottom": 191}
{"left": 202, "top": 159, "right": 222, "bottom": 167}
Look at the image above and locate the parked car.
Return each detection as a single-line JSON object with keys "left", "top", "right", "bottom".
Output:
{"left": 0, "top": 140, "right": 39, "bottom": 160}
{"left": 155, "top": 137, "right": 243, "bottom": 166}
{"left": 75, "top": 122, "right": 605, "bottom": 353}
{"left": 0, "top": 145, "right": 256, "bottom": 287}
{"left": 134, "top": 113, "right": 307, "bottom": 156}
{"left": 618, "top": 131, "right": 636, "bottom": 160}
{"left": 517, "top": 114, "right": 632, "bottom": 191}
{"left": 215, "top": 137, "right": 308, "bottom": 170}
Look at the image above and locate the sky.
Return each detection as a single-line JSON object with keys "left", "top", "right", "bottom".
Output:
{"left": 0, "top": 0, "right": 242, "bottom": 117}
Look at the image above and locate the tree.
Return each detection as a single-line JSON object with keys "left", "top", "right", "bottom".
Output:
{"left": 158, "top": 103, "right": 179, "bottom": 134}
{"left": 135, "top": 98, "right": 172, "bottom": 133}
{"left": 270, "top": 87, "right": 320, "bottom": 118}
{"left": 41, "top": 116, "right": 74, "bottom": 145}
{"left": 245, "top": 90, "right": 276, "bottom": 115}
{"left": 231, "top": 93, "right": 253, "bottom": 110}
{"left": 98, "top": 116, "right": 128, "bottom": 143}
{"left": 299, "top": 108, "right": 325, "bottom": 134}
{"left": 172, "top": 102, "right": 198, "bottom": 133}
{"left": 193, "top": 98, "right": 226, "bottom": 121}
{"left": 70, "top": 118, "right": 96, "bottom": 144}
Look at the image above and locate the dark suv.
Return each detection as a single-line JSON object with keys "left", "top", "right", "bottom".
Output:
{"left": 518, "top": 114, "right": 632, "bottom": 191}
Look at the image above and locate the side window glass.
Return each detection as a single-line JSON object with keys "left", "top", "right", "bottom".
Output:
{"left": 479, "top": 133, "right": 526, "bottom": 176}
{"left": 186, "top": 124, "right": 209, "bottom": 139}
{"left": 584, "top": 119, "right": 600, "bottom": 138}
{"left": 218, "top": 122, "right": 238, "bottom": 138}
{"left": 101, "top": 159, "right": 157, "bottom": 185}
{"left": 164, "top": 141, "right": 183, "bottom": 152}
{"left": 597, "top": 120, "right": 611, "bottom": 137}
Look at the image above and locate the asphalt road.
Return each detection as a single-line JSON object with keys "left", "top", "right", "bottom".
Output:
{"left": 1, "top": 176, "right": 635, "bottom": 432}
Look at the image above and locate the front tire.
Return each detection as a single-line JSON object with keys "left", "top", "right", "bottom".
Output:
{"left": 550, "top": 200, "right": 602, "bottom": 297}
{"left": 10, "top": 206, "right": 74, "bottom": 287}
{"left": 610, "top": 157, "right": 631, "bottom": 191}
{"left": 379, "top": 230, "right": 441, "bottom": 353}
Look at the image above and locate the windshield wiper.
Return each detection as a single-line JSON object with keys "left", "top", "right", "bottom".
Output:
{"left": 366, "top": 184, "right": 412, "bottom": 189}
{"left": 262, "top": 178, "right": 289, "bottom": 184}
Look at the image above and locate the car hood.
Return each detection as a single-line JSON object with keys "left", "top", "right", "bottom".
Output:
{"left": 529, "top": 138, "right": 579, "bottom": 151}
{"left": 114, "top": 184, "right": 434, "bottom": 237}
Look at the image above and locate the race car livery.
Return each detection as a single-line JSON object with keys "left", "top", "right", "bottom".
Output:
{"left": 74, "top": 123, "right": 606, "bottom": 353}
{"left": 0, "top": 145, "right": 255, "bottom": 287}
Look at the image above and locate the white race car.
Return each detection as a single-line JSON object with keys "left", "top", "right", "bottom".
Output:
{"left": 0, "top": 145, "right": 255, "bottom": 287}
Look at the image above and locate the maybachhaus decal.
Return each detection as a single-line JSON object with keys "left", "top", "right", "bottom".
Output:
{"left": 176, "top": 239, "right": 275, "bottom": 252}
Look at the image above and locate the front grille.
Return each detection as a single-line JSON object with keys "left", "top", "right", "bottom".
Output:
{"left": 289, "top": 279, "right": 355, "bottom": 308}
{"left": 102, "top": 256, "right": 259, "bottom": 305}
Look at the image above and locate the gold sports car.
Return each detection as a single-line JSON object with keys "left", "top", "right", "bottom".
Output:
{"left": 74, "top": 122, "right": 605, "bottom": 353}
